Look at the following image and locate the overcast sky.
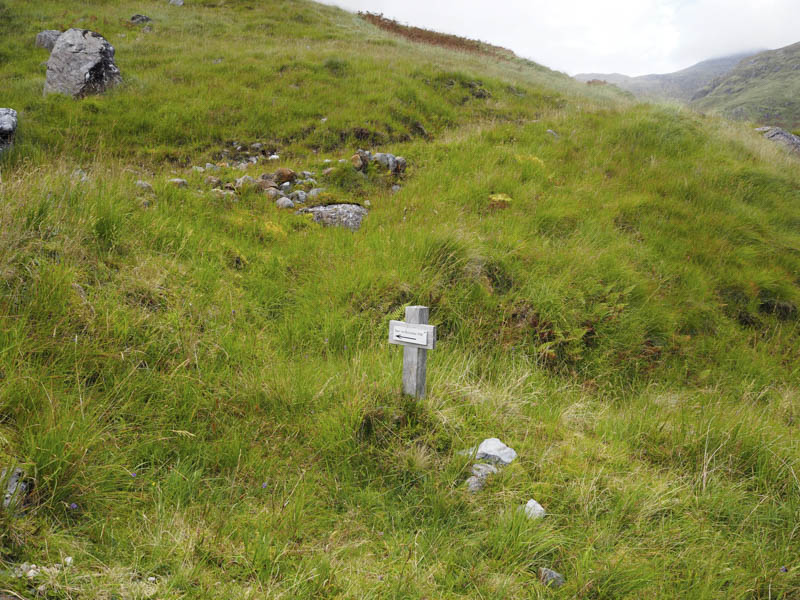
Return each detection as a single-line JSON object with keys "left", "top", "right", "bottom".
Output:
{"left": 319, "top": 0, "right": 799, "bottom": 76}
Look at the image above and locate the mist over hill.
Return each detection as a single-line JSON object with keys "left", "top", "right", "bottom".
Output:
{"left": 575, "top": 51, "right": 761, "bottom": 101}
{"left": 692, "top": 41, "right": 800, "bottom": 130}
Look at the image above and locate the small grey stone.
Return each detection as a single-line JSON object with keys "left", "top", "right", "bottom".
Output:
{"left": 476, "top": 438, "right": 517, "bottom": 465}
{"left": 35, "top": 30, "right": 62, "bottom": 51}
{"left": 471, "top": 463, "right": 498, "bottom": 478}
{"left": 539, "top": 568, "right": 565, "bottom": 588}
{"left": 72, "top": 168, "right": 88, "bottom": 183}
{"left": 211, "top": 189, "right": 235, "bottom": 200}
{"left": 0, "top": 108, "right": 18, "bottom": 152}
{"left": 204, "top": 163, "right": 219, "bottom": 171}
{"left": 142, "top": 25, "right": 152, "bottom": 33}
{"left": 466, "top": 476, "right": 486, "bottom": 493}
{"left": 546, "top": 129, "right": 559, "bottom": 138}
{"left": 2, "top": 467, "right": 33, "bottom": 510}
{"left": 192, "top": 165, "right": 205, "bottom": 173}
{"left": 168, "top": 178, "right": 187, "bottom": 188}
{"left": 265, "top": 188, "right": 282, "bottom": 200}
{"left": 251, "top": 142, "right": 263, "bottom": 151}
{"left": 290, "top": 190, "right": 307, "bottom": 204}
{"left": 391, "top": 184, "right": 402, "bottom": 193}
{"left": 394, "top": 156, "right": 407, "bottom": 174}
{"left": 308, "top": 187, "right": 326, "bottom": 199}
{"left": 523, "top": 499, "right": 546, "bottom": 519}
{"left": 235, "top": 175, "right": 256, "bottom": 189}
{"left": 168, "top": 0, "right": 184, "bottom": 5}
{"left": 305, "top": 177, "right": 317, "bottom": 186}
{"left": 135, "top": 180, "right": 154, "bottom": 193}
{"left": 130, "top": 15, "right": 152, "bottom": 24}
{"left": 276, "top": 197, "right": 295, "bottom": 209}
{"left": 301, "top": 171, "right": 313, "bottom": 178}
{"left": 44, "top": 29, "right": 122, "bottom": 98}
{"left": 280, "top": 181, "right": 292, "bottom": 192}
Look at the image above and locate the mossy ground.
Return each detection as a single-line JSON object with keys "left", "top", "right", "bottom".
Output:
{"left": 1, "top": 1, "right": 799, "bottom": 598}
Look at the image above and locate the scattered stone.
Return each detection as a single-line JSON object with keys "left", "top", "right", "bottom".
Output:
{"left": 539, "top": 568, "right": 565, "bottom": 589}
{"left": 308, "top": 187, "right": 326, "bottom": 199}
{"left": 72, "top": 168, "right": 89, "bottom": 183}
{"left": 476, "top": 438, "right": 517, "bottom": 465}
{"left": 299, "top": 204, "right": 368, "bottom": 231}
{"left": 391, "top": 184, "right": 401, "bottom": 193}
{"left": 211, "top": 189, "right": 235, "bottom": 200}
{"left": 395, "top": 156, "right": 407, "bottom": 174}
{"left": 301, "top": 170, "right": 314, "bottom": 178}
{"left": 322, "top": 167, "right": 335, "bottom": 176}
{"left": 290, "top": 190, "right": 307, "bottom": 204}
{"left": 2, "top": 467, "right": 33, "bottom": 510}
{"left": 546, "top": 129, "right": 559, "bottom": 138}
{"left": 204, "top": 162, "right": 219, "bottom": 171}
{"left": 350, "top": 149, "right": 371, "bottom": 172}
{"left": 192, "top": 165, "right": 205, "bottom": 173}
{"left": 142, "top": 25, "right": 152, "bottom": 33}
{"left": 35, "top": 30, "right": 62, "bottom": 51}
{"left": 205, "top": 176, "right": 222, "bottom": 188}
{"left": 759, "top": 127, "right": 800, "bottom": 156}
{"left": 168, "top": 178, "right": 187, "bottom": 188}
{"left": 0, "top": 108, "right": 18, "bottom": 153}
{"left": 251, "top": 142, "right": 263, "bottom": 151}
{"left": 63, "top": 557, "right": 73, "bottom": 567}
{"left": 276, "top": 197, "right": 295, "bottom": 209}
{"left": 268, "top": 154, "right": 280, "bottom": 161}
{"left": 134, "top": 180, "right": 154, "bottom": 193}
{"left": 130, "top": 15, "right": 152, "bottom": 24}
{"left": 523, "top": 499, "right": 546, "bottom": 520}
{"left": 265, "top": 188, "right": 282, "bottom": 200}
{"left": 44, "top": 29, "right": 122, "bottom": 98}
{"left": 280, "top": 181, "right": 292, "bottom": 193}
{"left": 235, "top": 175, "right": 256, "bottom": 189}
{"left": 465, "top": 463, "right": 498, "bottom": 493}
{"left": 169, "top": 0, "right": 184, "bottom": 5}
{"left": 274, "top": 167, "right": 296, "bottom": 184}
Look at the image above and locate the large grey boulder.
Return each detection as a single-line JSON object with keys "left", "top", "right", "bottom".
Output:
{"left": 35, "top": 30, "right": 62, "bottom": 51}
{"left": 0, "top": 108, "right": 18, "bottom": 153}
{"left": 299, "top": 204, "right": 368, "bottom": 231}
{"left": 44, "top": 29, "right": 122, "bottom": 98}
{"left": 758, "top": 127, "right": 800, "bottom": 156}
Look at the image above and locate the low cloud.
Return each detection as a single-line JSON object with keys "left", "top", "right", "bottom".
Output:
{"left": 319, "top": 0, "right": 799, "bottom": 75}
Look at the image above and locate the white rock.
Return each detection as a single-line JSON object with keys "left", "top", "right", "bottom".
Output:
{"left": 147, "top": 576, "right": 157, "bottom": 583}
{"left": 168, "top": 178, "right": 187, "bottom": 188}
{"left": 476, "top": 438, "right": 517, "bottom": 465}
{"left": 471, "top": 463, "right": 498, "bottom": 478}
{"left": 523, "top": 499, "right": 546, "bottom": 519}
{"left": 63, "top": 556, "right": 74, "bottom": 567}
{"left": 268, "top": 154, "right": 280, "bottom": 161}
{"left": 135, "top": 180, "right": 153, "bottom": 192}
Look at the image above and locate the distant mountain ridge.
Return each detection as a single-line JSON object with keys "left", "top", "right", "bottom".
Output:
{"left": 691, "top": 41, "right": 800, "bottom": 130}
{"left": 575, "top": 51, "right": 762, "bottom": 102}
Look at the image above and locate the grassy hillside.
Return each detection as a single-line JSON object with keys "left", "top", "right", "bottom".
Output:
{"left": 1, "top": 1, "right": 800, "bottom": 598}
{"left": 692, "top": 42, "right": 800, "bottom": 129}
{"left": 575, "top": 51, "right": 760, "bottom": 102}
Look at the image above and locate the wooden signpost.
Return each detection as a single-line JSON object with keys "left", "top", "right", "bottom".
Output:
{"left": 389, "top": 306, "right": 436, "bottom": 398}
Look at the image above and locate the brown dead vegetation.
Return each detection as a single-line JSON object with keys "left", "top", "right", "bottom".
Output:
{"left": 359, "top": 12, "right": 517, "bottom": 59}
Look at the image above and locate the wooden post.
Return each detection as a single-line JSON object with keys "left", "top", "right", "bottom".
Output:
{"left": 402, "top": 306, "right": 429, "bottom": 398}
{"left": 389, "top": 306, "right": 436, "bottom": 399}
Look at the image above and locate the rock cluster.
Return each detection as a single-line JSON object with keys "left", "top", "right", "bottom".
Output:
{"left": 35, "top": 30, "right": 61, "bottom": 51}
{"left": 44, "top": 29, "right": 122, "bottom": 98}
{"left": 350, "top": 148, "right": 407, "bottom": 175}
{"left": 464, "top": 438, "right": 517, "bottom": 492}
{"left": 0, "top": 108, "right": 18, "bottom": 153}
{"left": 757, "top": 126, "right": 800, "bottom": 156}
